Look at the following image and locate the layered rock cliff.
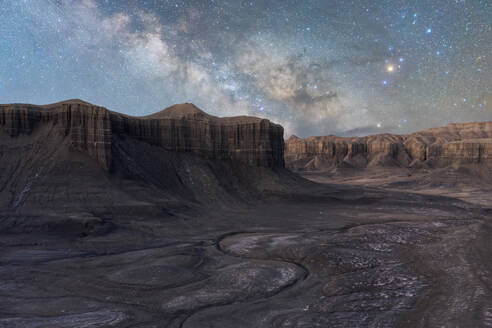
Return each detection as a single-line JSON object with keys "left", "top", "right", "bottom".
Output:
{"left": 0, "top": 100, "right": 285, "bottom": 170}
{"left": 0, "top": 99, "right": 290, "bottom": 211}
{"left": 285, "top": 122, "right": 492, "bottom": 172}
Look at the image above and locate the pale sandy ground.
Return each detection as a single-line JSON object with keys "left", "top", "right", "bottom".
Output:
{"left": 303, "top": 168, "right": 492, "bottom": 207}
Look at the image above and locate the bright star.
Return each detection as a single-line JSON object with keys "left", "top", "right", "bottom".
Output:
{"left": 426, "top": 28, "right": 432, "bottom": 34}
{"left": 386, "top": 64, "right": 395, "bottom": 72}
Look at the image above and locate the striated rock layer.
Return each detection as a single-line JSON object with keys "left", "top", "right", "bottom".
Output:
{"left": 285, "top": 122, "right": 492, "bottom": 171}
{"left": 0, "top": 100, "right": 285, "bottom": 170}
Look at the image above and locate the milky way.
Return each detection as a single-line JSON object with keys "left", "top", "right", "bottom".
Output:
{"left": 0, "top": 0, "right": 490, "bottom": 137}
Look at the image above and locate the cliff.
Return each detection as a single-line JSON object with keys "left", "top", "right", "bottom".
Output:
{"left": 285, "top": 122, "right": 492, "bottom": 172}
{"left": 0, "top": 99, "right": 291, "bottom": 212}
{"left": 0, "top": 100, "right": 285, "bottom": 170}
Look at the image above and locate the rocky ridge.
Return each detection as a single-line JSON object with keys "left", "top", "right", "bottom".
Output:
{"left": 0, "top": 100, "right": 285, "bottom": 170}
{"left": 285, "top": 122, "right": 492, "bottom": 171}
{"left": 0, "top": 99, "right": 290, "bottom": 212}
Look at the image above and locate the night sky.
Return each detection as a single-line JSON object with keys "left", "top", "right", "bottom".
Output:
{"left": 1, "top": 0, "right": 491, "bottom": 137}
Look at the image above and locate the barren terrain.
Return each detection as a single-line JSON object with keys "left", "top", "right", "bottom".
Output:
{"left": 2, "top": 175, "right": 491, "bottom": 327}
{"left": 1, "top": 101, "right": 491, "bottom": 327}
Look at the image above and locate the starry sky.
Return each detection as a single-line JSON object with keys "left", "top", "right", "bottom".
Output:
{"left": 1, "top": 0, "right": 491, "bottom": 137}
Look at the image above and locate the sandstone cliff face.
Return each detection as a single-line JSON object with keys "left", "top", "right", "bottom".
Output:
{"left": 112, "top": 103, "right": 284, "bottom": 168}
{"left": 285, "top": 122, "right": 492, "bottom": 171}
{"left": 0, "top": 100, "right": 113, "bottom": 170}
{"left": 0, "top": 100, "right": 284, "bottom": 170}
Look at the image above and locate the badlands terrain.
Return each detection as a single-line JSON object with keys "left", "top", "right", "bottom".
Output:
{"left": 0, "top": 100, "right": 491, "bottom": 327}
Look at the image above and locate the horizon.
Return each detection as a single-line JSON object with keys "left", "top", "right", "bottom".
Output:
{"left": 2, "top": 97, "right": 491, "bottom": 139}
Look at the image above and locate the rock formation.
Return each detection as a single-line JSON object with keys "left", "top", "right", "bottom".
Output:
{"left": 0, "top": 99, "right": 288, "bottom": 212}
{"left": 0, "top": 100, "right": 285, "bottom": 170}
{"left": 285, "top": 122, "right": 492, "bottom": 172}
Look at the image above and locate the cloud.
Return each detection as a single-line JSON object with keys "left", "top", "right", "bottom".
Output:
{"left": 338, "top": 125, "right": 398, "bottom": 137}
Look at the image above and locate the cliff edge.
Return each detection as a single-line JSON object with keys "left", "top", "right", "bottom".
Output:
{"left": 285, "top": 122, "right": 492, "bottom": 172}
{"left": 0, "top": 100, "right": 288, "bottom": 212}
{"left": 0, "top": 100, "right": 285, "bottom": 170}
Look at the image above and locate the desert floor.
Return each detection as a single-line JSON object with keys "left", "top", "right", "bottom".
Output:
{"left": 1, "top": 172, "right": 491, "bottom": 327}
